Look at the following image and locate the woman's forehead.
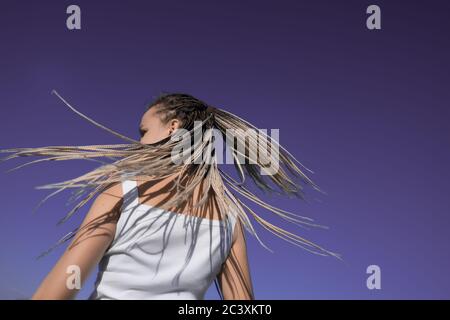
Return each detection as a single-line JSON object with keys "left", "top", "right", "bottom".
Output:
{"left": 140, "top": 107, "right": 160, "bottom": 127}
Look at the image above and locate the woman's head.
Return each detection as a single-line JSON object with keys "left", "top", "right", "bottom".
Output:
{"left": 139, "top": 93, "right": 213, "bottom": 144}
{"left": 139, "top": 104, "right": 180, "bottom": 144}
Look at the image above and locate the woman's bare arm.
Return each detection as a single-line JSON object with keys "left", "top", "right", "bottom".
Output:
{"left": 216, "top": 219, "right": 255, "bottom": 300}
{"left": 32, "top": 182, "right": 123, "bottom": 300}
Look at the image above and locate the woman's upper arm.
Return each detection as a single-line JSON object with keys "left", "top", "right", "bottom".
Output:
{"left": 32, "top": 182, "right": 123, "bottom": 300}
{"left": 217, "top": 218, "right": 255, "bottom": 300}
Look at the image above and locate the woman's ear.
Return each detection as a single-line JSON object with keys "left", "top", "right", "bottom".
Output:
{"left": 168, "top": 119, "right": 181, "bottom": 134}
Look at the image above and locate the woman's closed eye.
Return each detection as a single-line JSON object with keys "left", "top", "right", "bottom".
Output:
{"left": 139, "top": 128, "right": 147, "bottom": 137}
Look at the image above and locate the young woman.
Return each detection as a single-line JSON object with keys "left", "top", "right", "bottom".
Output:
{"left": 1, "top": 91, "right": 340, "bottom": 300}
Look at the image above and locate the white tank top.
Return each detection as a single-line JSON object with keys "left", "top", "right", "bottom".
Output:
{"left": 88, "top": 178, "right": 237, "bottom": 300}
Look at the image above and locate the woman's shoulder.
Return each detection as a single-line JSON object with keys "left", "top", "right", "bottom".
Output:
{"left": 92, "top": 181, "right": 125, "bottom": 215}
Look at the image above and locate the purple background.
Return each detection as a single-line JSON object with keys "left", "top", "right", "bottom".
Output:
{"left": 1, "top": 0, "right": 449, "bottom": 299}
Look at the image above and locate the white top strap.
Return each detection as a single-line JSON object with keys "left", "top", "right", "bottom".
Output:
{"left": 121, "top": 178, "right": 139, "bottom": 209}
{"left": 226, "top": 205, "right": 238, "bottom": 235}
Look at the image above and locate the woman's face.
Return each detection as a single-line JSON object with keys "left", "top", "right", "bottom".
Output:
{"left": 139, "top": 105, "right": 180, "bottom": 144}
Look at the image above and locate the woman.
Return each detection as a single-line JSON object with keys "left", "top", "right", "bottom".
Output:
{"left": 1, "top": 91, "right": 340, "bottom": 300}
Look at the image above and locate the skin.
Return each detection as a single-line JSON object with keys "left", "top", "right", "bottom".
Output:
{"left": 32, "top": 105, "right": 254, "bottom": 300}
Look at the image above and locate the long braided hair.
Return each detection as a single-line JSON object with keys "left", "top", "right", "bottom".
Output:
{"left": 0, "top": 90, "right": 341, "bottom": 263}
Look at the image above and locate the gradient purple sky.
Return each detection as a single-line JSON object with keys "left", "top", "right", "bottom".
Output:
{"left": 1, "top": 0, "right": 449, "bottom": 299}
